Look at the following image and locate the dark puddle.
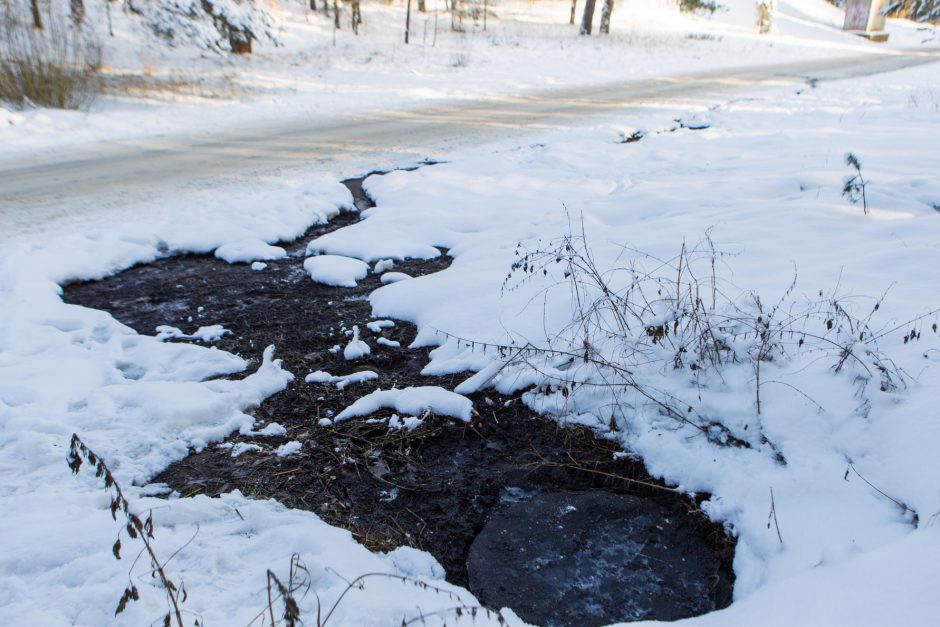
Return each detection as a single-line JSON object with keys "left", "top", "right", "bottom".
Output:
{"left": 63, "top": 172, "right": 734, "bottom": 626}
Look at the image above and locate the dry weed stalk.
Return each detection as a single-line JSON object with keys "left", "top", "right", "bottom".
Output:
{"left": 843, "top": 153, "right": 869, "bottom": 214}
{"left": 250, "top": 557, "right": 505, "bottom": 627}
{"left": 67, "top": 434, "right": 192, "bottom": 626}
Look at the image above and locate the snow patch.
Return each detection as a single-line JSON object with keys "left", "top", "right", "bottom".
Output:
{"left": 155, "top": 324, "right": 230, "bottom": 343}
{"left": 214, "top": 239, "right": 287, "bottom": 264}
{"left": 304, "top": 369, "right": 378, "bottom": 390}
{"left": 374, "top": 259, "right": 395, "bottom": 274}
{"left": 304, "top": 255, "right": 369, "bottom": 288}
{"left": 389, "top": 414, "right": 425, "bottom": 431}
{"left": 276, "top": 441, "right": 303, "bottom": 457}
{"left": 380, "top": 272, "right": 412, "bottom": 284}
{"left": 343, "top": 326, "right": 371, "bottom": 361}
{"left": 335, "top": 387, "right": 473, "bottom": 423}
{"left": 366, "top": 319, "right": 396, "bottom": 333}
{"left": 228, "top": 442, "right": 263, "bottom": 457}
{"left": 253, "top": 422, "right": 287, "bottom": 437}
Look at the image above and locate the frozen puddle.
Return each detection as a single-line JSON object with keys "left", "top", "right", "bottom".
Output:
{"left": 469, "top": 491, "right": 724, "bottom": 626}
{"left": 63, "top": 172, "right": 733, "bottom": 625}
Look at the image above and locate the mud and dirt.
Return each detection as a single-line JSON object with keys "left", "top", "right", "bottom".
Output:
{"left": 63, "top": 174, "right": 735, "bottom": 626}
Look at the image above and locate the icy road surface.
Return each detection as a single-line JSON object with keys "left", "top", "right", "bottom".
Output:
{"left": 1, "top": 51, "right": 937, "bottom": 244}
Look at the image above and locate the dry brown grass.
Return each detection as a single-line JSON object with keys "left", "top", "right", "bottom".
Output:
{"left": 0, "top": 1, "right": 101, "bottom": 109}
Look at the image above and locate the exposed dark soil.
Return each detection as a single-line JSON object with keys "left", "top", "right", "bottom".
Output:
{"left": 63, "top": 173, "right": 735, "bottom": 626}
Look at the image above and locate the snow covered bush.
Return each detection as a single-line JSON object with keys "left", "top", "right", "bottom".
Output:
{"left": 830, "top": 0, "right": 939, "bottom": 23}
{"left": 884, "top": 0, "right": 940, "bottom": 24}
{"left": 678, "top": 0, "right": 722, "bottom": 14}
{"left": 126, "top": 0, "right": 279, "bottom": 53}
{"left": 0, "top": 0, "right": 101, "bottom": 109}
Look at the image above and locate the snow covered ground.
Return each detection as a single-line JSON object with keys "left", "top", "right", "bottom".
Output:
{"left": 1, "top": 0, "right": 937, "bottom": 160}
{"left": 2, "top": 1, "right": 940, "bottom": 626}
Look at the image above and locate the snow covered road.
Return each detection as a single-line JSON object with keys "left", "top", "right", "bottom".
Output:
{"left": 2, "top": 50, "right": 937, "bottom": 244}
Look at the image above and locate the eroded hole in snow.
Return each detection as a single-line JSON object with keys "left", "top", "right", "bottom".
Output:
{"left": 63, "top": 172, "right": 734, "bottom": 625}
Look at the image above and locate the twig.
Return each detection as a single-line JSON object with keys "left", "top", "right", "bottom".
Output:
{"left": 846, "top": 463, "right": 918, "bottom": 524}
{"left": 768, "top": 487, "right": 783, "bottom": 545}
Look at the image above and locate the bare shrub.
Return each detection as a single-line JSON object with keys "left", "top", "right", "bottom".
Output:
{"left": 0, "top": 0, "right": 101, "bottom": 109}
{"left": 678, "top": 0, "right": 720, "bottom": 13}
{"left": 436, "top": 216, "right": 937, "bottom": 457}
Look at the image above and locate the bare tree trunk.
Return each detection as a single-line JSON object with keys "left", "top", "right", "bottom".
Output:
{"left": 333, "top": 0, "right": 340, "bottom": 29}
{"left": 569, "top": 0, "right": 577, "bottom": 25}
{"left": 418, "top": 0, "right": 426, "bottom": 12}
{"left": 350, "top": 0, "right": 361, "bottom": 33}
{"left": 30, "top": 0, "right": 44, "bottom": 30}
{"left": 483, "top": 0, "right": 487, "bottom": 30}
{"left": 579, "top": 0, "right": 596, "bottom": 35}
{"left": 451, "top": 0, "right": 462, "bottom": 31}
{"left": 599, "top": 0, "right": 613, "bottom": 34}
{"left": 405, "top": 0, "right": 411, "bottom": 43}
{"left": 70, "top": 0, "right": 85, "bottom": 25}
{"left": 309, "top": 0, "right": 316, "bottom": 13}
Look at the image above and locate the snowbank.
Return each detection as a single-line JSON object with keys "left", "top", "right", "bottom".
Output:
{"left": 214, "top": 239, "right": 287, "bottom": 263}
{"left": 304, "top": 254, "right": 370, "bottom": 287}
{"left": 334, "top": 387, "right": 475, "bottom": 423}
